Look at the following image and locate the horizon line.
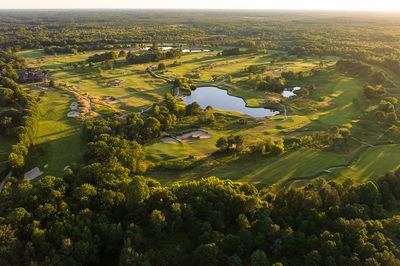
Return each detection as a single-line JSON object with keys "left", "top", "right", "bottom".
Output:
{"left": 1, "top": 8, "right": 400, "bottom": 13}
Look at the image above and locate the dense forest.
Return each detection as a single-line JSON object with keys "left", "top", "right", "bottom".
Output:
{"left": 2, "top": 162, "right": 400, "bottom": 265}
{"left": 0, "top": 50, "right": 39, "bottom": 171}
{"left": 1, "top": 11, "right": 400, "bottom": 62}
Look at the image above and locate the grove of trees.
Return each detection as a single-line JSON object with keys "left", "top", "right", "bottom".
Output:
{"left": 0, "top": 51, "right": 39, "bottom": 171}
{"left": 1, "top": 163, "right": 400, "bottom": 265}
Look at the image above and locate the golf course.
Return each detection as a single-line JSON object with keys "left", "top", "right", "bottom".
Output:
{"left": 2, "top": 44, "right": 396, "bottom": 189}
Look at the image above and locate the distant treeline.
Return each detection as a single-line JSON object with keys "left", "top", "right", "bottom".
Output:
{"left": 1, "top": 10, "right": 400, "bottom": 68}
{"left": 126, "top": 49, "right": 182, "bottom": 64}
{"left": 44, "top": 43, "right": 134, "bottom": 55}
{"left": 87, "top": 51, "right": 118, "bottom": 63}
{"left": 221, "top": 47, "right": 241, "bottom": 56}
{"left": 44, "top": 45, "right": 79, "bottom": 55}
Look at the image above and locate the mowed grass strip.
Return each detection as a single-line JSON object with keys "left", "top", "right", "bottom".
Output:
{"left": 25, "top": 88, "right": 85, "bottom": 177}
{"left": 147, "top": 148, "right": 351, "bottom": 186}
{"left": 206, "top": 148, "right": 350, "bottom": 185}
{"left": 334, "top": 144, "right": 400, "bottom": 182}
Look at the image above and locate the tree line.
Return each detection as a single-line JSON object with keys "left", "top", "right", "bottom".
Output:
{"left": 1, "top": 160, "right": 400, "bottom": 265}
{"left": 0, "top": 50, "right": 39, "bottom": 171}
{"left": 126, "top": 49, "right": 182, "bottom": 65}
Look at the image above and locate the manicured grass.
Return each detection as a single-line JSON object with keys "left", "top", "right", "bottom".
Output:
{"left": 22, "top": 50, "right": 217, "bottom": 112}
{"left": 16, "top": 48, "right": 398, "bottom": 188}
{"left": 333, "top": 144, "right": 400, "bottom": 182}
{"left": 147, "top": 148, "right": 352, "bottom": 186}
{"left": 17, "top": 49, "right": 45, "bottom": 59}
{"left": 146, "top": 128, "right": 229, "bottom": 162}
{"left": 24, "top": 88, "right": 85, "bottom": 177}
{"left": 312, "top": 74, "right": 364, "bottom": 126}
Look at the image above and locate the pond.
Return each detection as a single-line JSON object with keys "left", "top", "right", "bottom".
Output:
{"left": 182, "top": 86, "right": 279, "bottom": 118}
{"left": 282, "top": 87, "right": 301, "bottom": 98}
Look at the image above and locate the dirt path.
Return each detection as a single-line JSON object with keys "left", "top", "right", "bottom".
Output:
{"left": 351, "top": 137, "right": 375, "bottom": 147}
{"left": 147, "top": 67, "right": 172, "bottom": 82}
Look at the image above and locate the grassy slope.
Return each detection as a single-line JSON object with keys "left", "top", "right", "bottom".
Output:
{"left": 147, "top": 148, "right": 351, "bottom": 186}
{"left": 333, "top": 144, "right": 400, "bottom": 182}
{"left": 24, "top": 88, "right": 85, "bottom": 177}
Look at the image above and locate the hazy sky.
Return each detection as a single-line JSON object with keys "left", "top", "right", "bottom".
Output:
{"left": 1, "top": 0, "right": 400, "bottom": 11}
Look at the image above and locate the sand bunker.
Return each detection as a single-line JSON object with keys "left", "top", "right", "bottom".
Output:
{"left": 161, "top": 130, "right": 211, "bottom": 144}
{"left": 161, "top": 137, "right": 181, "bottom": 144}
{"left": 24, "top": 167, "right": 43, "bottom": 181}
{"left": 178, "top": 130, "right": 211, "bottom": 141}
{"left": 103, "top": 96, "right": 120, "bottom": 104}
{"left": 70, "top": 102, "right": 79, "bottom": 110}
{"left": 108, "top": 79, "right": 124, "bottom": 87}
{"left": 67, "top": 111, "right": 80, "bottom": 118}
{"left": 318, "top": 101, "right": 331, "bottom": 107}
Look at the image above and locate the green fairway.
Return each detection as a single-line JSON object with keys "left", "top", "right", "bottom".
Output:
{"left": 24, "top": 88, "right": 85, "bottom": 177}
{"left": 334, "top": 144, "right": 400, "bottom": 182}
{"left": 311, "top": 74, "right": 364, "bottom": 126}
{"left": 17, "top": 49, "right": 45, "bottom": 59}
{"left": 147, "top": 148, "right": 352, "bottom": 186}
{"left": 209, "top": 148, "right": 350, "bottom": 185}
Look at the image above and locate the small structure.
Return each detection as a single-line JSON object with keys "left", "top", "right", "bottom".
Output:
{"left": 19, "top": 68, "right": 48, "bottom": 83}
{"left": 108, "top": 79, "right": 124, "bottom": 87}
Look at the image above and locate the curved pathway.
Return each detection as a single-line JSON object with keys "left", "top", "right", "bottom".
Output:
{"left": 146, "top": 67, "right": 172, "bottom": 82}
{"left": 0, "top": 171, "right": 12, "bottom": 191}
